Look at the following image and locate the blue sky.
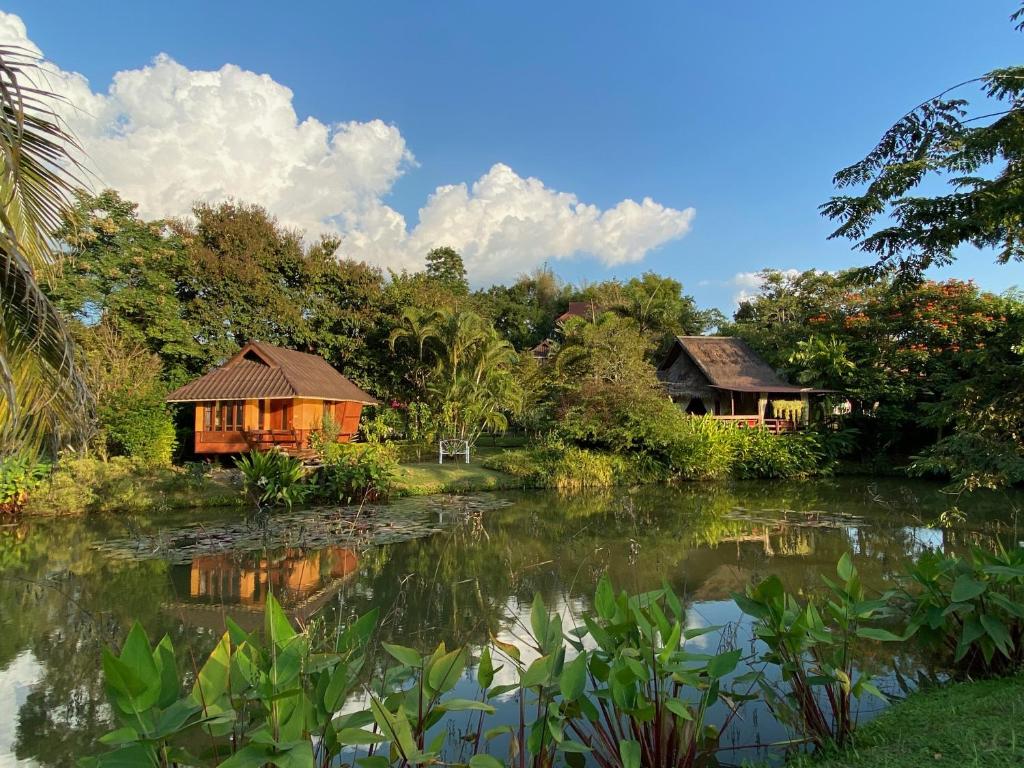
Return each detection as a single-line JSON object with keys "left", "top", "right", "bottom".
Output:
{"left": 5, "top": 0, "right": 1023, "bottom": 311}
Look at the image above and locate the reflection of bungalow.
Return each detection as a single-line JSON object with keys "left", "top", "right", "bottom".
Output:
{"left": 181, "top": 547, "right": 359, "bottom": 607}
{"left": 167, "top": 341, "right": 377, "bottom": 454}
{"left": 657, "top": 336, "right": 826, "bottom": 432}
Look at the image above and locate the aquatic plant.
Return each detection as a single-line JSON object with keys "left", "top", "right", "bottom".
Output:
{"left": 886, "top": 545, "right": 1024, "bottom": 677}
{"left": 733, "top": 553, "right": 899, "bottom": 750}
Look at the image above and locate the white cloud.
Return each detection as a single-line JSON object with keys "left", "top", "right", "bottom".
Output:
{"left": 0, "top": 11, "right": 695, "bottom": 283}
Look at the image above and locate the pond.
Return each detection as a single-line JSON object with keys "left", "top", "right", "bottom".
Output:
{"left": 0, "top": 478, "right": 1021, "bottom": 766}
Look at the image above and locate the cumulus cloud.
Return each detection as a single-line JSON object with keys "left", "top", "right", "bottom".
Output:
{"left": 0, "top": 11, "right": 695, "bottom": 282}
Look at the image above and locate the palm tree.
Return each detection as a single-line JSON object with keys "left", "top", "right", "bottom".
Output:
{"left": 0, "top": 46, "right": 93, "bottom": 455}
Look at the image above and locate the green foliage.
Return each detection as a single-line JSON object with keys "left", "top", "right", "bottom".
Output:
{"left": 735, "top": 429, "right": 824, "bottom": 480}
{"left": 727, "top": 269, "right": 1024, "bottom": 486}
{"left": 734, "top": 553, "right": 897, "bottom": 749}
{"left": 235, "top": 449, "right": 309, "bottom": 511}
{"left": 0, "top": 453, "right": 49, "bottom": 514}
{"left": 483, "top": 442, "right": 649, "bottom": 490}
{"left": 360, "top": 407, "right": 402, "bottom": 444}
{"left": 424, "top": 246, "right": 469, "bottom": 295}
{"left": 85, "top": 596, "right": 381, "bottom": 768}
{"left": 665, "top": 415, "right": 741, "bottom": 480}
{"left": 821, "top": 6, "right": 1024, "bottom": 276}
{"left": 316, "top": 442, "right": 398, "bottom": 503}
{"left": 886, "top": 547, "right": 1024, "bottom": 677}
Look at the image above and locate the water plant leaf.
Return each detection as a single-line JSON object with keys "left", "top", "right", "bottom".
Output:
{"left": 951, "top": 575, "right": 987, "bottom": 603}
{"left": 382, "top": 643, "right": 422, "bottom": 668}
{"left": 619, "top": 739, "right": 641, "bottom": 768}
{"left": 559, "top": 652, "right": 587, "bottom": 701}
{"left": 469, "top": 756, "right": 505, "bottom": 768}
{"left": 530, "top": 593, "right": 549, "bottom": 641}
{"left": 191, "top": 632, "right": 231, "bottom": 706}
{"left": 490, "top": 634, "right": 521, "bottom": 662}
{"left": 856, "top": 627, "right": 905, "bottom": 642}
{"left": 706, "top": 649, "right": 741, "bottom": 679}
{"left": 369, "top": 696, "right": 418, "bottom": 762}
{"left": 442, "top": 698, "right": 496, "bottom": 713}
{"left": 338, "top": 609, "right": 379, "bottom": 654}
{"left": 337, "top": 728, "right": 387, "bottom": 745}
{"left": 837, "top": 552, "right": 855, "bottom": 582}
{"left": 428, "top": 648, "right": 466, "bottom": 693}
{"left": 521, "top": 655, "right": 552, "bottom": 688}
{"left": 595, "top": 574, "right": 616, "bottom": 620}
{"left": 264, "top": 592, "right": 297, "bottom": 647}
{"left": 477, "top": 645, "right": 495, "bottom": 690}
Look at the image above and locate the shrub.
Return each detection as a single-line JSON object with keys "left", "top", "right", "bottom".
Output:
{"left": 235, "top": 449, "right": 309, "bottom": 510}
{"left": 0, "top": 453, "right": 49, "bottom": 514}
{"left": 316, "top": 442, "right": 398, "bottom": 503}
{"left": 483, "top": 441, "right": 653, "bottom": 490}
{"left": 666, "top": 415, "right": 741, "bottom": 480}
{"left": 735, "top": 429, "right": 824, "bottom": 479}
{"left": 100, "top": 389, "right": 177, "bottom": 467}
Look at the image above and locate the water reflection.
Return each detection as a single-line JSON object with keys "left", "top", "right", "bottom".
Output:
{"left": 0, "top": 479, "right": 1021, "bottom": 766}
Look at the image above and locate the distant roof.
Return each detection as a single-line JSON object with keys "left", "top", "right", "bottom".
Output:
{"left": 530, "top": 338, "right": 556, "bottom": 358}
{"left": 668, "top": 336, "right": 812, "bottom": 394}
{"left": 556, "top": 301, "right": 600, "bottom": 323}
{"left": 166, "top": 341, "right": 378, "bottom": 404}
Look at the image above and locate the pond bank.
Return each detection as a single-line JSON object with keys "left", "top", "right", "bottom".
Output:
{"left": 790, "top": 675, "right": 1024, "bottom": 768}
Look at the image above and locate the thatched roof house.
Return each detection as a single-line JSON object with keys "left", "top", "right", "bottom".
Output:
{"left": 167, "top": 341, "right": 376, "bottom": 454}
{"left": 657, "top": 336, "right": 822, "bottom": 421}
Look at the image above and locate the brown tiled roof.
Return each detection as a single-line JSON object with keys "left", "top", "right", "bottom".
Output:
{"left": 556, "top": 301, "right": 601, "bottom": 323}
{"left": 673, "top": 336, "right": 809, "bottom": 393}
{"left": 166, "top": 341, "right": 378, "bottom": 404}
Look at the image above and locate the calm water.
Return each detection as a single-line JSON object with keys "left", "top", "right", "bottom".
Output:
{"left": 1, "top": 479, "right": 1021, "bottom": 766}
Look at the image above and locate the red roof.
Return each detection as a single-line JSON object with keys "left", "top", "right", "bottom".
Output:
{"left": 166, "top": 341, "right": 377, "bottom": 404}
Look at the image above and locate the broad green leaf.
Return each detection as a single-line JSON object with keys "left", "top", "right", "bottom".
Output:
{"left": 478, "top": 645, "right": 495, "bottom": 690}
{"left": 665, "top": 699, "right": 693, "bottom": 721}
{"left": 619, "top": 739, "right": 641, "bottom": 768}
{"left": 338, "top": 727, "right": 387, "bottom": 745}
{"left": 338, "top": 608, "right": 380, "bottom": 654}
{"left": 370, "top": 696, "right": 418, "bottom": 761}
{"left": 382, "top": 643, "right": 422, "bottom": 668}
{"left": 264, "top": 592, "right": 297, "bottom": 647}
{"left": 442, "top": 698, "right": 496, "bottom": 713}
{"left": 951, "top": 575, "right": 986, "bottom": 603}
{"left": 706, "top": 649, "right": 741, "bottom": 679}
{"left": 836, "top": 552, "right": 855, "bottom": 582}
{"left": 595, "top": 574, "right": 616, "bottom": 619}
{"left": 191, "top": 632, "right": 231, "bottom": 707}
{"left": 489, "top": 634, "right": 521, "bottom": 662}
{"left": 980, "top": 614, "right": 1013, "bottom": 656}
{"left": 658, "top": 621, "right": 682, "bottom": 664}
{"left": 559, "top": 652, "right": 587, "bottom": 701}
{"left": 469, "top": 756, "right": 505, "bottom": 768}
{"left": 521, "top": 655, "right": 552, "bottom": 688}
{"left": 557, "top": 740, "right": 592, "bottom": 753}
{"left": 856, "top": 627, "right": 904, "bottom": 642}
{"left": 427, "top": 648, "right": 466, "bottom": 693}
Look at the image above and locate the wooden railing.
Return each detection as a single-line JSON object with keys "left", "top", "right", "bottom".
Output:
{"left": 710, "top": 416, "right": 797, "bottom": 434}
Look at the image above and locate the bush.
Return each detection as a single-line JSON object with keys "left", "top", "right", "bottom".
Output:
{"left": 316, "top": 442, "right": 398, "bottom": 503}
{"left": 235, "top": 449, "right": 309, "bottom": 511}
{"left": 735, "top": 429, "right": 824, "bottom": 479}
{"left": 100, "top": 389, "right": 177, "bottom": 467}
{"left": 665, "top": 415, "right": 741, "bottom": 480}
{"left": 0, "top": 453, "right": 49, "bottom": 514}
{"left": 483, "top": 441, "right": 656, "bottom": 490}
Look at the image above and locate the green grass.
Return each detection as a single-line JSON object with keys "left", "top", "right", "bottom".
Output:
{"left": 789, "top": 676, "right": 1024, "bottom": 768}
{"left": 392, "top": 453, "right": 527, "bottom": 496}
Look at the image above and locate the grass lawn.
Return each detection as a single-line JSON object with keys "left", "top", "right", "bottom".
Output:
{"left": 791, "top": 675, "right": 1024, "bottom": 768}
{"left": 393, "top": 447, "right": 526, "bottom": 496}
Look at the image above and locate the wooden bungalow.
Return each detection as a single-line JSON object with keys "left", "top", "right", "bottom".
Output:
{"left": 657, "top": 336, "right": 824, "bottom": 432}
{"left": 166, "top": 341, "right": 377, "bottom": 454}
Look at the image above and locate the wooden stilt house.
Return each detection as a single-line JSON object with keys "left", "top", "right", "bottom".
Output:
{"left": 166, "top": 341, "right": 377, "bottom": 454}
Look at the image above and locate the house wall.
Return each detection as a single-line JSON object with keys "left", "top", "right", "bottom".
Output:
{"left": 192, "top": 397, "right": 365, "bottom": 454}
{"left": 658, "top": 350, "right": 715, "bottom": 401}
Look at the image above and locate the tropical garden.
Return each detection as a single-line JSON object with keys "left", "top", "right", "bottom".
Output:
{"left": 1, "top": 5, "right": 1024, "bottom": 768}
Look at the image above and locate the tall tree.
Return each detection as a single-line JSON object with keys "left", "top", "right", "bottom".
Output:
{"left": 424, "top": 246, "right": 469, "bottom": 295}
{"left": 822, "top": 6, "right": 1024, "bottom": 277}
{"left": 0, "top": 46, "right": 92, "bottom": 455}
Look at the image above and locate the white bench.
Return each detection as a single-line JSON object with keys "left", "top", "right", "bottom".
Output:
{"left": 439, "top": 438, "right": 470, "bottom": 464}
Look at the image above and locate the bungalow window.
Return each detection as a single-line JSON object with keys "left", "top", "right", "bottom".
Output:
{"left": 204, "top": 400, "right": 245, "bottom": 431}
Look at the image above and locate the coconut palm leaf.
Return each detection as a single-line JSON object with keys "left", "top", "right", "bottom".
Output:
{"left": 0, "top": 45, "right": 92, "bottom": 455}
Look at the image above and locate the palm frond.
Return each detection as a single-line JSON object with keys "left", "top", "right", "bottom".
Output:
{"left": 0, "top": 45, "right": 93, "bottom": 456}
